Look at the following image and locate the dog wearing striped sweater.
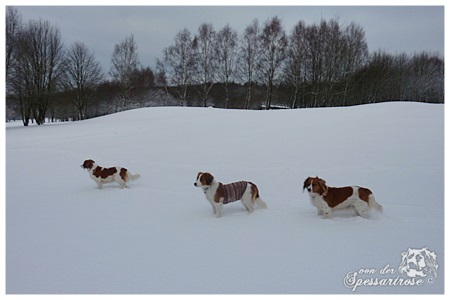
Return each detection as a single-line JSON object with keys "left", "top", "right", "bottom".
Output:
{"left": 194, "top": 172, "right": 267, "bottom": 218}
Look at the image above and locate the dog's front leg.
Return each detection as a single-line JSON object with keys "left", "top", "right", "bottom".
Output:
{"left": 209, "top": 201, "right": 217, "bottom": 214}
{"left": 322, "top": 207, "right": 332, "bottom": 218}
{"left": 214, "top": 203, "right": 223, "bottom": 218}
{"left": 315, "top": 200, "right": 332, "bottom": 218}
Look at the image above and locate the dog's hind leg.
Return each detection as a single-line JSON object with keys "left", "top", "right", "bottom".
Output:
{"left": 354, "top": 200, "right": 370, "bottom": 218}
{"left": 241, "top": 197, "right": 255, "bottom": 214}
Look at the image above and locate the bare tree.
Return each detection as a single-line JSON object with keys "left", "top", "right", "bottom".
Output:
{"left": 194, "top": 23, "right": 217, "bottom": 107}
{"left": 352, "top": 50, "right": 444, "bottom": 105}
{"left": 359, "top": 51, "right": 395, "bottom": 104}
{"left": 259, "top": 17, "right": 287, "bottom": 109}
{"left": 302, "top": 23, "right": 322, "bottom": 107}
{"left": 301, "top": 20, "right": 340, "bottom": 107}
{"left": 12, "top": 19, "right": 64, "bottom": 125}
{"left": 341, "top": 22, "right": 369, "bottom": 104}
{"left": 321, "top": 19, "right": 343, "bottom": 104}
{"left": 238, "top": 19, "right": 260, "bottom": 109}
{"left": 110, "top": 34, "right": 140, "bottom": 110}
{"left": 132, "top": 67, "right": 155, "bottom": 89}
{"left": 162, "top": 29, "right": 196, "bottom": 106}
{"left": 6, "top": 6, "right": 22, "bottom": 94}
{"left": 155, "top": 58, "right": 169, "bottom": 94}
{"left": 215, "top": 24, "right": 238, "bottom": 108}
{"left": 62, "top": 42, "right": 103, "bottom": 120}
{"left": 285, "top": 20, "right": 307, "bottom": 108}
{"left": 408, "top": 52, "right": 444, "bottom": 102}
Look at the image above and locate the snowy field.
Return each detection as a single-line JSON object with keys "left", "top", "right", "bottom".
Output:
{"left": 5, "top": 102, "right": 444, "bottom": 294}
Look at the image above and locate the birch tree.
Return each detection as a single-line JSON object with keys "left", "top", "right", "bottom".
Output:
{"left": 258, "top": 17, "right": 287, "bottom": 109}
{"left": 238, "top": 19, "right": 260, "bottom": 109}
{"left": 285, "top": 20, "right": 307, "bottom": 108}
{"left": 110, "top": 34, "right": 140, "bottom": 110}
{"left": 162, "top": 29, "right": 196, "bottom": 106}
{"left": 341, "top": 22, "right": 369, "bottom": 104}
{"left": 194, "top": 23, "right": 217, "bottom": 107}
{"left": 215, "top": 24, "right": 238, "bottom": 108}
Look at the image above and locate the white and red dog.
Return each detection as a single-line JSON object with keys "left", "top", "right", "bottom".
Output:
{"left": 303, "top": 176, "right": 382, "bottom": 218}
{"left": 194, "top": 172, "right": 267, "bottom": 217}
{"left": 81, "top": 159, "right": 140, "bottom": 189}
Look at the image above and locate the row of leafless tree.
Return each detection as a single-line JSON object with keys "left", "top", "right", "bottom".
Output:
{"left": 6, "top": 7, "right": 444, "bottom": 126}
{"left": 6, "top": 7, "right": 151, "bottom": 125}
{"left": 156, "top": 17, "right": 443, "bottom": 109}
{"left": 158, "top": 17, "right": 339, "bottom": 109}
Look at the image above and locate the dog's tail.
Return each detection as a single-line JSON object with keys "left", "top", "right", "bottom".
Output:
{"left": 254, "top": 196, "right": 268, "bottom": 209}
{"left": 250, "top": 183, "right": 267, "bottom": 209}
{"left": 368, "top": 194, "right": 383, "bottom": 213}
{"left": 255, "top": 197, "right": 267, "bottom": 208}
{"left": 127, "top": 172, "right": 141, "bottom": 182}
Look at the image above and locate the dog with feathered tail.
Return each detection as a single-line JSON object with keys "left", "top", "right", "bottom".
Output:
{"left": 81, "top": 159, "right": 140, "bottom": 189}
{"left": 194, "top": 172, "right": 267, "bottom": 217}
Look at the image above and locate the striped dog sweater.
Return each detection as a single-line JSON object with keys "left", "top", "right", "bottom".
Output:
{"left": 222, "top": 181, "right": 249, "bottom": 204}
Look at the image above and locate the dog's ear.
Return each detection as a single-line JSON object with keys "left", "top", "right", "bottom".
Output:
{"left": 82, "top": 159, "right": 95, "bottom": 169}
{"left": 319, "top": 179, "right": 328, "bottom": 195}
{"left": 204, "top": 172, "right": 214, "bottom": 185}
{"left": 303, "top": 177, "right": 311, "bottom": 191}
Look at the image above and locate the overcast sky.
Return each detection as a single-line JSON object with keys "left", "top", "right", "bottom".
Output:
{"left": 11, "top": 4, "right": 445, "bottom": 73}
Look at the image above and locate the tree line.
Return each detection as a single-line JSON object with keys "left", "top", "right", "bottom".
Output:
{"left": 6, "top": 7, "right": 444, "bottom": 126}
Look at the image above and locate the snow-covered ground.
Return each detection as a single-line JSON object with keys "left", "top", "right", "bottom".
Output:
{"left": 5, "top": 102, "right": 444, "bottom": 294}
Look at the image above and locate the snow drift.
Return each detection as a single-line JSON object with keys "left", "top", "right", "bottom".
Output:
{"left": 6, "top": 102, "right": 444, "bottom": 294}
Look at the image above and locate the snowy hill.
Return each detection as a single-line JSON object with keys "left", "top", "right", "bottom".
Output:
{"left": 6, "top": 102, "right": 444, "bottom": 294}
